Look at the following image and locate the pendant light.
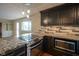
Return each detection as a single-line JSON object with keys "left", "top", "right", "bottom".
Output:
{"left": 22, "top": 3, "right": 31, "bottom": 19}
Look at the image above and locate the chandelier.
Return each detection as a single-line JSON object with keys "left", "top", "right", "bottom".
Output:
{"left": 22, "top": 3, "right": 31, "bottom": 19}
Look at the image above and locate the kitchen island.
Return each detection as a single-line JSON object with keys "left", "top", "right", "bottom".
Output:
{"left": 0, "top": 34, "right": 43, "bottom": 56}
{"left": 0, "top": 37, "right": 27, "bottom": 56}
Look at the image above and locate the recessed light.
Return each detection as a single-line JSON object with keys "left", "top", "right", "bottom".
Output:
{"left": 25, "top": 3, "right": 31, "bottom": 6}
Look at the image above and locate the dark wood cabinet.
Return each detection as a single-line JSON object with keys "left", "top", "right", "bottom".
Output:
{"left": 5, "top": 44, "right": 27, "bottom": 56}
{"left": 41, "top": 8, "right": 59, "bottom": 26}
{"left": 42, "top": 36, "right": 79, "bottom": 56}
{"left": 48, "top": 9, "right": 59, "bottom": 25}
{"left": 0, "top": 23, "right": 2, "bottom": 38}
{"left": 41, "top": 4, "right": 79, "bottom": 26}
{"left": 58, "top": 4, "right": 76, "bottom": 26}
{"left": 42, "top": 36, "right": 54, "bottom": 52}
{"left": 41, "top": 11, "right": 49, "bottom": 26}
{"left": 76, "top": 4, "right": 79, "bottom": 25}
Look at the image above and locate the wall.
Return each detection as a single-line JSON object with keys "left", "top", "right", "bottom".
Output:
{"left": 12, "top": 12, "right": 41, "bottom": 37}
{"left": 31, "top": 12, "right": 41, "bottom": 34}
{"left": 40, "top": 26, "right": 79, "bottom": 36}
{"left": 13, "top": 17, "right": 32, "bottom": 37}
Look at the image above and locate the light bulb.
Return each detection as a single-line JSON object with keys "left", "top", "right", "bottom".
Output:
{"left": 27, "top": 9, "right": 30, "bottom": 14}
{"left": 22, "top": 11, "right": 25, "bottom": 15}
{"left": 26, "top": 15, "right": 30, "bottom": 18}
{"left": 25, "top": 3, "right": 31, "bottom": 6}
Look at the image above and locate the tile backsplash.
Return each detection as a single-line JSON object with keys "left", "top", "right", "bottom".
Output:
{"left": 40, "top": 26, "right": 79, "bottom": 36}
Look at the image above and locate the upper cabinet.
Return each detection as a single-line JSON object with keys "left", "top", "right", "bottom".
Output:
{"left": 76, "top": 4, "right": 79, "bottom": 25}
{"left": 58, "top": 4, "right": 76, "bottom": 26}
{"left": 41, "top": 7, "right": 59, "bottom": 26}
{"left": 41, "top": 4, "right": 79, "bottom": 26}
{"left": 48, "top": 9, "right": 59, "bottom": 25}
{"left": 41, "top": 10, "right": 49, "bottom": 26}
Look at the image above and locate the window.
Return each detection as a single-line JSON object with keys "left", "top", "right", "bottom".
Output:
{"left": 16, "top": 22, "right": 19, "bottom": 37}
{"left": 20, "top": 21, "right": 32, "bottom": 42}
{"left": 21, "top": 33, "right": 32, "bottom": 42}
{"left": 6, "top": 24, "right": 8, "bottom": 31}
{"left": 21, "top": 21, "right": 31, "bottom": 31}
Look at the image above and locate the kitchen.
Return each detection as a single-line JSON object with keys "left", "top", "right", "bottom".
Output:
{"left": 0, "top": 3, "right": 79, "bottom": 56}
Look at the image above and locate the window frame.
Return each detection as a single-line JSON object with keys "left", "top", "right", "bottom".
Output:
{"left": 21, "top": 20, "right": 32, "bottom": 31}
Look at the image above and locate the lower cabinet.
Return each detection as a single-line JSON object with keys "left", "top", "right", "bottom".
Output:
{"left": 42, "top": 36, "right": 54, "bottom": 52}
{"left": 5, "top": 44, "right": 27, "bottom": 56}
{"left": 42, "top": 36, "right": 79, "bottom": 56}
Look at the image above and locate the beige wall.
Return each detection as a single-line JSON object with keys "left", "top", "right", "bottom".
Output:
{"left": 31, "top": 12, "right": 41, "bottom": 34}
{"left": 13, "top": 17, "right": 32, "bottom": 37}
{"left": 12, "top": 12, "right": 41, "bottom": 37}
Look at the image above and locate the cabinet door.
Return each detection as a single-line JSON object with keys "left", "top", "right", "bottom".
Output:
{"left": 49, "top": 37, "right": 55, "bottom": 51}
{"left": 41, "top": 12, "right": 45, "bottom": 26}
{"left": 48, "top": 9, "right": 59, "bottom": 25}
{"left": 58, "top": 4, "right": 76, "bottom": 26}
{"left": 76, "top": 4, "right": 79, "bottom": 25}
{"left": 0, "top": 23, "right": 2, "bottom": 38}
{"left": 41, "top": 11, "right": 50, "bottom": 26}
{"left": 41, "top": 9, "right": 59, "bottom": 26}
{"left": 42, "top": 36, "right": 53, "bottom": 52}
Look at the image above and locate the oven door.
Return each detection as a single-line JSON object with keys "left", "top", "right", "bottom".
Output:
{"left": 30, "top": 40, "right": 43, "bottom": 56}
{"left": 55, "top": 39, "right": 76, "bottom": 52}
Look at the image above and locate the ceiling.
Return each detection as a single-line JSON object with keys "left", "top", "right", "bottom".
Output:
{"left": 0, "top": 3, "right": 63, "bottom": 20}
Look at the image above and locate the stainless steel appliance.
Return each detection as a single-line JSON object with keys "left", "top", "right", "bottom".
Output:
{"left": 55, "top": 39, "right": 76, "bottom": 52}
{"left": 30, "top": 39, "right": 43, "bottom": 56}
{"left": 54, "top": 38, "right": 79, "bottom": 55}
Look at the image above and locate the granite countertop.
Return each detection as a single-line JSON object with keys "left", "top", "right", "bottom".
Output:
{"left": 0, "top": 34, "right": 43, "bottom": 55}
{"left": 0, "top": 37, "right": 27, "bottom": 55}
{"left": 45, "top": 33, "right": 79, "bottom": 41}
{"left": 30, "top": 35, "right": 43, "bottom": 45}
{"left": 32, "top": 32, "right": 79, "bottom": 41}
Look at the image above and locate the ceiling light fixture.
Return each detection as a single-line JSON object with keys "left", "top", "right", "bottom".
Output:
{"left": 22, "top": 11, "right": 25, "bottom": 15}
{"left": 25, "top": 3, "right": 31, "bottom": 6}
{"left": 22, "top": 3, "right": 31, "bottom": 19}
{"left": 27, "top": 9, "right": 30, "bottom": 14}
{"left": 26, "top": 14, "right": 30, "bottom": 18}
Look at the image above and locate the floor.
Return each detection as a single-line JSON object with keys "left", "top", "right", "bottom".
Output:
{"left": 31, "top": 48, "right": 78, "bottom": 56}
{"left": 31, "top": 49, "right": 52, "bottom": 56}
